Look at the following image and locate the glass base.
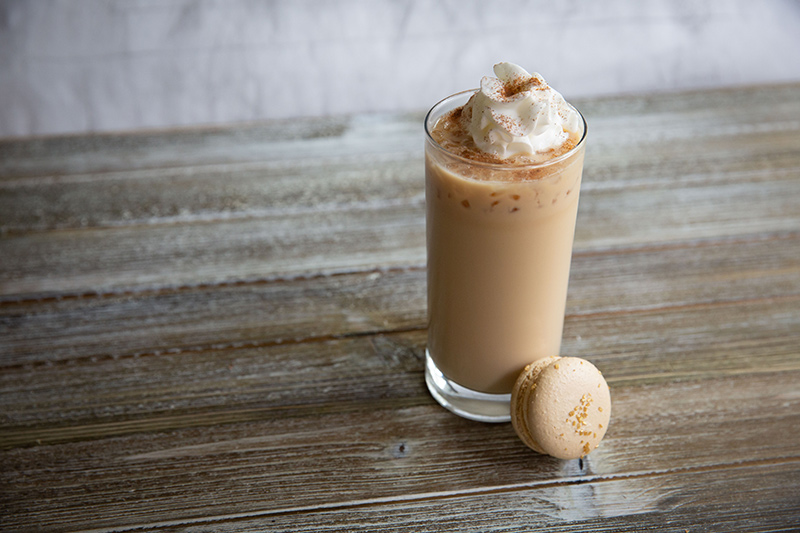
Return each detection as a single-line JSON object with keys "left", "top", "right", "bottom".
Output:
{"left": 424, "top": 349, "right": 511, "bottom": 423}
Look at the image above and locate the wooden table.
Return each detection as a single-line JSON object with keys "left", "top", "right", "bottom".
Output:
{"left": 2, "top": 83, "right": 799, "bottom": 532}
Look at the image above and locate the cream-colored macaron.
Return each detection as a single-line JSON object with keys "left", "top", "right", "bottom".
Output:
{"left": 511, "top": 356, "right": 611, "bottom": 459}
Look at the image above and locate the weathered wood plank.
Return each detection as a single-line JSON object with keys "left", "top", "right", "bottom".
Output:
{"left": 0, "top": 203, "right": 426, "bottom": 297}
{"left": 1, "top": 173, "right": 798, "bottom": 298}
{"left": 2, "top": 369, "right": 798, "bottom": 531}
{"left": 2, "top": 295, "right": 797, "bottom": 443}
{"left": 1, "top": 233, "right": 798, "bottom": 366}
{"left": 569, "top": 233, "right": 800, "bottom": 312}
{"left": 0, "top": 157, "right": 426, "bottom": 234}
{"left": 162, "top": 460, "right": 800, "bottom": 533}
{"left": 0, "top": 114, "right": 419, "bottom": 179}
{"left": 0, "top": 118, "right": 797, "bottom": 235}
{"left": 576, "top": 175, "right": 799, "bottom": 251}
{"left": 1, "top": 97, "right": 798, "bottom": 239}
{"left": 1, "top": 83, "right": 797, "bottom": 181}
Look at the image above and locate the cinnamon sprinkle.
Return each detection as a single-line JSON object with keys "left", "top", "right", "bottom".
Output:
{"left": 503, "top": 73, "right": 544, "bottom": 98}
{"left": 430, "top": 106, "right": 580, "bottom": 171}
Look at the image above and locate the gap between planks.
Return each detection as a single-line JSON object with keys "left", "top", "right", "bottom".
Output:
{"left": 68, "top": 455, "right": 800, "bottom": 533}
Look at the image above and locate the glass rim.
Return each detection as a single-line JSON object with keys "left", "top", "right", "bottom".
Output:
{"left": 424, "top": 89, "right": 588, "bottom": 170}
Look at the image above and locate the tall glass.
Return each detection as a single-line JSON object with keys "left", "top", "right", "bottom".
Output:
{"left": 424, "top": 90, "right": 587, "bottom": 422}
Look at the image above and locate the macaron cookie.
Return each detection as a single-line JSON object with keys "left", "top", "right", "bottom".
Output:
{"left": 511, "top": 356, "right": 611, "bottom": 459}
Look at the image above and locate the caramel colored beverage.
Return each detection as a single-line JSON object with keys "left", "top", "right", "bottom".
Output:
{"left": 424, "top": 72, "right": 586, "bottom": 422}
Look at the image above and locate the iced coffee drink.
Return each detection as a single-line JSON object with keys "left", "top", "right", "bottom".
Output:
{"left": 425, "top": 63, "right": 587, "bottom": 422}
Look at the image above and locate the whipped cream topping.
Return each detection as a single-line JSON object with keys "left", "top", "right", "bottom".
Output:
{"left": 463, "top": 63, "right": 581, "bottom": 160}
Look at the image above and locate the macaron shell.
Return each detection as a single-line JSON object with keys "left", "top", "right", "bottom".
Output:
{"left": 510, "top": 355, "right": 562, "bottom": 455}
{"left": 525, "top": 357, "right": 611, "bottom": 459}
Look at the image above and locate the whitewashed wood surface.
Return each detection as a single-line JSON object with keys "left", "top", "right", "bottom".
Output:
{"left": 1, "top": 83, "right": 799, "bottom": 531}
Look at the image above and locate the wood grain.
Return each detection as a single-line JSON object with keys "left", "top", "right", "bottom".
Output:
{"left": 165, "top": 459, "right": 800, "bottom": 533}
{"left": 2, "top": 231, "right": 797, "bottom": 366}
{"left": 2, "top": 85, "right": 798, "bottom": 298}
{"left": 2, "top": 173, "right": 797, "bottom": 298}
{"left": 2, "top": 368, "right": 798, "bottom": 531}
{"left": 2, "top": 293, "right": 798, "bottom": 445}
{"left": 1, "top": 83, "right": 799, "bottom": 531}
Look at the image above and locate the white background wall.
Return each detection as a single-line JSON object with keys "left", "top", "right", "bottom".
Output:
{"left": 2, "top": 0, "right": 800, "bottom": 138}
